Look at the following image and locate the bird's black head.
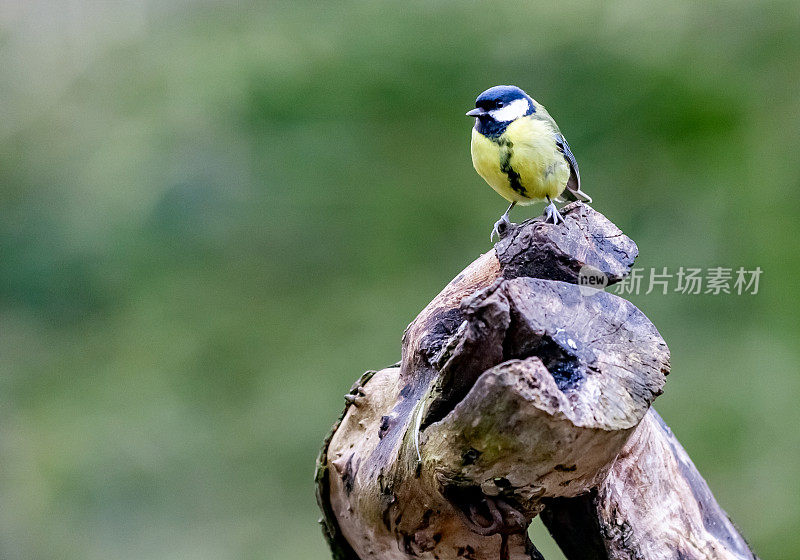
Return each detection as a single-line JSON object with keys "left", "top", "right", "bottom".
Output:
{"left": 467, "top": 85, "right": 535, "bottom": 138}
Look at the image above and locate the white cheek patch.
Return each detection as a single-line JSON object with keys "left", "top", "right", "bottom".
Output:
{"left": 489, "top": 98, "right": 531, "bottom": 122}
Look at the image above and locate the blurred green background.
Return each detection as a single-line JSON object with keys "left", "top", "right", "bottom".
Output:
{"left": 1, "top": 1, "right": 798, "bottom": 559}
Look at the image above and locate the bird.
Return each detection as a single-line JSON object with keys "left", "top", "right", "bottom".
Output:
{"left": 466, "top": 85, "right": 592, "bottom": 241}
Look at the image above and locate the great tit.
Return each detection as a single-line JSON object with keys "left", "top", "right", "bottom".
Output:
{"left": 467, "top": 85, "right": 592, "bottom": 240}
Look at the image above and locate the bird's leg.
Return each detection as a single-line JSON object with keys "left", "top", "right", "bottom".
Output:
{"left": 543, "top": 196, "right": 564, "bottom": 225}
{"left": 491, "top": 202, "right": 516, "bottom": 242}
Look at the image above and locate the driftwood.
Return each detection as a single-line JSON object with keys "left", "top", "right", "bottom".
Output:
{"left": 316, "top": 203, "right": 758, "bottom": 560}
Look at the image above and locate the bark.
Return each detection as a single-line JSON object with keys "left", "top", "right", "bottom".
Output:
{"left": 315, "top": 203, "right": 757, "bottom": 560}
{"left": 540, "top": 409, "right": 757, "bottom": 560}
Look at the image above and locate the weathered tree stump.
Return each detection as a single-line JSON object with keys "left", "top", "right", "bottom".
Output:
{"left": 315, "top": 203, "right": 758, "bottom": 560}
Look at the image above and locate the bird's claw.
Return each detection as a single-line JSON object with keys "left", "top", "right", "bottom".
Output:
{"left": 490, "top": 214, "right": 513, "bottom": 242}
{"left": 543, "top": 202, "right": 564, "bottom": 225}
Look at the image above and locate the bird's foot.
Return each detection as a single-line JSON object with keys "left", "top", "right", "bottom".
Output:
{"left": 542, "top": 202, "right": 564, "bottom": 225}
{"left": 491, "top": 214, "right": 513, "bottom": 242}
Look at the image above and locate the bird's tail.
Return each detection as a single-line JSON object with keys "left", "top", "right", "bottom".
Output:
{"left": 557, "top": 181, "right": 593, "bottom": 204}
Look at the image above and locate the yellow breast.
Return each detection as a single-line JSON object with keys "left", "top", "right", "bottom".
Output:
{"left": 470, "top": 117, "right": 570, "bottom": 205}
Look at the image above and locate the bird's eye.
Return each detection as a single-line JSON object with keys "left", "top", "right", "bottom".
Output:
{"left": 496, "top": 101, "right": 505, "bottom": 108}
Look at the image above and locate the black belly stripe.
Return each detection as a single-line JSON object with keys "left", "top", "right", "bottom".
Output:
{"left": 497, "top": 139, "right": 528, "bottom": 197}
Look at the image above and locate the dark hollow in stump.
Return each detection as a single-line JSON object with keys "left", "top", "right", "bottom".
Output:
{"left": 315, "top": 203, "right": 758, "bottom": 560}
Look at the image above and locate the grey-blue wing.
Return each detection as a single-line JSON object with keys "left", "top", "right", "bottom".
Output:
{"left": 555, "top": 133, "right": 592, "bottom": 203}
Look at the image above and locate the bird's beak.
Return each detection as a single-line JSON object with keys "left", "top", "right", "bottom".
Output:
{"left": 466, "top": 108, "right": 486, "bottom": 117}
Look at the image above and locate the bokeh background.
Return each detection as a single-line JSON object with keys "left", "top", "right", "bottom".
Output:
{"left": 2, "top": 1, "right": 799, "bottom": 559}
